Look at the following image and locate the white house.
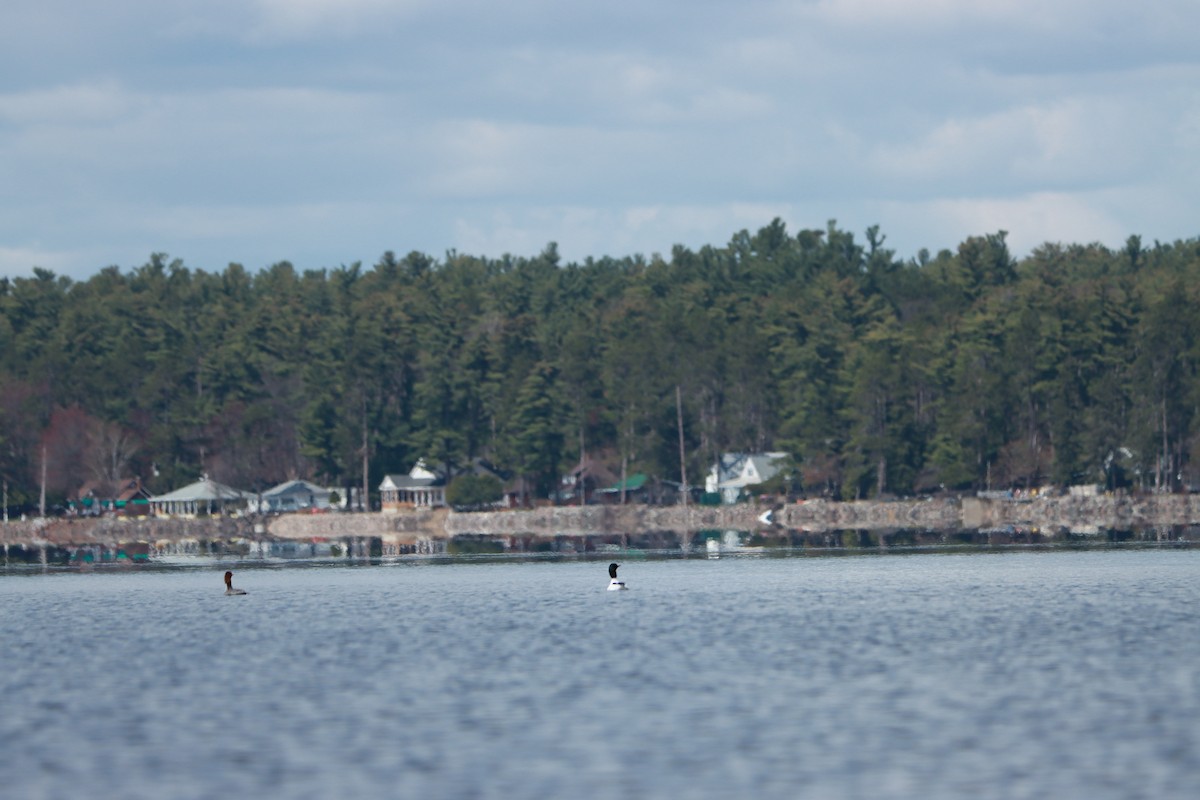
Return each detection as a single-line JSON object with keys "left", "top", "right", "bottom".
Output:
{"left": 380, "top": 459, "right": 446, "bottom": 512}
{"left": 706, "top": 452, "right": 789, "bottom": 504}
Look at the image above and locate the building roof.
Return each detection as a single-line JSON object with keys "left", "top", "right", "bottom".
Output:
{"left": 150, "top": 477, "right": 250, "bottom": 503}
{"left": 261, "top": 479, "right": 329, "bottom": 499}
{"left": 710, "top": 453, "right": 787, "bottom": 491}
{"left": 564, "top": 454, "right": 619, "bottom": 488}
{"left": 380, "top": 473, "right": 444, "bottom": 491}
{"left": 73, "top": 477, "right": 150, "bottom": 502}
{"left": 600, "top": 472, "right": 648, "bottom": 493}
{"left": 380, "top": 458, "right": 449, "bottom": 492}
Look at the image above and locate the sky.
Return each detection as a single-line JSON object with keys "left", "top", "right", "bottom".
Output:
{"left": 1, "top": 0, "right": 1198, "bottom": 280}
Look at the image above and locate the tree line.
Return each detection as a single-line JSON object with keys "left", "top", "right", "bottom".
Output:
{"left": 2, "top": 219, "right": 1199, "bottom": 510}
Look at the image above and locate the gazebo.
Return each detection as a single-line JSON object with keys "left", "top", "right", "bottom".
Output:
{"left": 150, "top": 476, "right": 251, "bottom": 517}
{"left": 380, "top": 460, "right": 446, "bottom": 512}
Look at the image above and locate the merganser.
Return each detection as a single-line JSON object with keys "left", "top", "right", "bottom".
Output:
{"left": 607, "top": 562, "right": 627, "bottom": 591}
{"left": 224, "top": 571, "right": 247, "bottom": 595}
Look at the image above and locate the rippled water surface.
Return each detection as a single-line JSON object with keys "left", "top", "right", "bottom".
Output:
{"left": 2, "top": 549, "right": 1199, "bottom": 799}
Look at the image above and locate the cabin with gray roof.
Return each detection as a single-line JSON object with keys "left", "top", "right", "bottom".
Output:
{"left": 251, "top": 479, "right": 332, "bottom": 514}
{"left": 149, "top": 476, "right": 251, "bottom": 516}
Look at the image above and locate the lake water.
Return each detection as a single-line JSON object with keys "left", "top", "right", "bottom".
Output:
{"left": 2, "top": 547, "right": 1199, "bottom": 799}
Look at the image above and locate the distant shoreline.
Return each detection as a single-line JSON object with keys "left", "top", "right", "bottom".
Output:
{"left": 4, "top": 495, "right": 1200, "bottom": 559}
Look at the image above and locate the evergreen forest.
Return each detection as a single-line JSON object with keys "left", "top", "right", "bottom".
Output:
{"left": 2, "top": 219, "right": 1200, "bottom": 509}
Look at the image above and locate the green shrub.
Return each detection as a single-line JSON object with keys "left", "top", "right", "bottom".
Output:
{"left": 446, "top": 474, "right": 504, "bottom": 509}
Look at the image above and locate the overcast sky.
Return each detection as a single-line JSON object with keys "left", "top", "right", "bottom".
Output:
{"left": 2, "top": 0, "right": 1197, "bottom": 280}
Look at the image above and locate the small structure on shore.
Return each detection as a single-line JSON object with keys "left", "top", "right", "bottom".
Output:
{"left": 149, "top": 476, "right": 250, "bottom": 517}
{"left": 707, "top": 452, "right": 789, "bottom": 504}
{"left": 597, "top": 473, "right": 649, "bottom": 504}
{"left": 70, "top": 476, "right": 153, "bottom": 515}
{"left": 250, "top": 479, "right": 332, "bottom": 514}
{"left": 380, "top": 460, "right": 446, "bottom": 511}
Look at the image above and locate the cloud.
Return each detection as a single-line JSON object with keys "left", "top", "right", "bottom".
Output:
{"left": 867, "top": 96, "right": 1160, "bottom": 195}
{"left": 0, "top": 1, "right": 1197, "bottom": 280}
{"left": 899, "top": 192, "right": 1122, "bottom": 253}
{"left": 1, "top": 81, "right": 411, "bottom": 205}
{"left": 250, "top": 0, "right": 431, "bottom": 39}
{"left": 0, "top": 245, "right": 84, "bottom": 276}
{"left": 809, "top": 0, "right": 1031, "bottom": 27}
{"left": 0, "top": 81, "right": 137, "bottom": 125}
{"left": 451, "top": 202, "right": 804, "bottom": 263}
{"left": 804, "top": 0, "right": 1200, "bottom": 78}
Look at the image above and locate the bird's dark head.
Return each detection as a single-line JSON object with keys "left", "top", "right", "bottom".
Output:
{"left": 224, "top": 571, "right": 233, "bottom": 584}
{"left": 608, "top": 563, "right": 620, "bottom": 578}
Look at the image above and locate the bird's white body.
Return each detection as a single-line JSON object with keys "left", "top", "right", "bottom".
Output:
{"left": 607, "top": 563, "right": 628, "bottom": 590}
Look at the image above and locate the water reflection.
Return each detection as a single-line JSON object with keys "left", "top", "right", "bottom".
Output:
{"left": 5, "top": 524, "right": 1200, "bottom": 573}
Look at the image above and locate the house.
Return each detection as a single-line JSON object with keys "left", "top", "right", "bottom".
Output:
{"left": 380, "top": 459, "right": 446, "bottom": 512}
{"left": 706, "top": 452, "right": 790, "bottom": 504}
{"left": 251, "top": 479, "right": 332, "bottom": 514}
{"left": 70, "top": 476, "right": 152, "bottom": 515}
{"left": 149, "top": 475, "right": 251, "bottom": 517}
{"left": 560, "top": 455, "right": 618, "bottom": 505}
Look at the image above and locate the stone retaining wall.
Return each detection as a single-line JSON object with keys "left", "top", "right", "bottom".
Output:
{"left": 267, "top": 509, "right": 447, "bottom": 541}
{"left": 4, "top": 495, "right": 1200, "bottom": 549}
{"left": 970, "top": 493, "right": 1200, "bottom": 530}
{"left": 0, "top": 515, "right": 256, "bottom": 546}
{"left": 444, "top": 504, "right": 764, "bottom": 537}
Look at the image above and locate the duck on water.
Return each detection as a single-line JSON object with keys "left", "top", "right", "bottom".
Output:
{"left": 224, "top": 571, "right": 247, "bottom": 595}
{"left": 607, "top": 563, "right": 628, "bottom": 591}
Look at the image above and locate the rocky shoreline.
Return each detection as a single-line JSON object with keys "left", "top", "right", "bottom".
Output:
{"left": 3, "top": 493, "right": 1200, "bottom": 553}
